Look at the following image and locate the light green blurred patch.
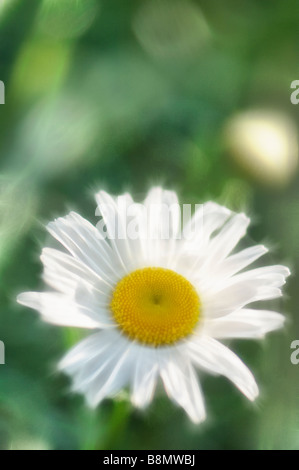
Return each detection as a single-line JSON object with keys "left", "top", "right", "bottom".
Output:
{"left": 62, "top": 327, "right": 86, "bottom": 350}
{"left": 0, "top": 0, "right": 18, "bottom": 21}
{"left": 133, "top": 0, "right": 210, "bottom": 61}
{"left": 220, "top": 178, "right": 253, "bottom": 212}
{"left": 11, "top": 37, "right": 72, "bottom": 102}
{"left": 184, "top": 142, "right": 212, "bottom": 184}
{"left": 10, "top": 435, "right": 51, "bottom": 450}
{"left": 0, "top": 176, "right": 37, "bottom": 271}
{"left": 37, "top": 0, "right": 99, "bottom": 40}
{"left": 14, "top": 92, "right": 101, "bottom": 180}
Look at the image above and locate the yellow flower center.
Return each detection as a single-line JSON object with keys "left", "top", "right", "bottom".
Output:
{"left": 110, "top": 267, "right": 201, "bottom": 347}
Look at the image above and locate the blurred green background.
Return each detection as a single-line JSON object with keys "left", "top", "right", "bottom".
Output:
{"left": 0, "top": 0, "right": 298, "bottom": 450}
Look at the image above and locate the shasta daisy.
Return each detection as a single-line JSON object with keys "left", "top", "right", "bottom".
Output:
{"left": 17, "top": 187, "right": 290, "bottom": 423}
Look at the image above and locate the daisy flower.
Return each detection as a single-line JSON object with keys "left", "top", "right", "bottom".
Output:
{"left": 17, "top": 187, "right": 290, "bottom": 423}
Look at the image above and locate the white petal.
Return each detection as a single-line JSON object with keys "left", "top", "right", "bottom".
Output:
{"left": 131, "top": 348, "right": 159, "bottom": 409}
{"left": 41, "top": 247, "right": 111, "bottom": 297}
{"left": 47, "top": 212, "right": 123, "bottom": 286}
{"left": 211, "top": 245, "right": 269, "bottom": 280}
{"left": 183, "top": 202, "right": 231, "bottom": 248}
{"left": 59, "top": 330, "right": 131, "bottom": 404}
{"left": 143, "top": 187, "right": 181, "bottom": 268}
{"left": 220, "top": 265, "right": 290, "bottom": 290}
{"left": 69, "top": 336, "right": 127, "bottom": 390}
{"left": 202, "top": 278, "right": 283, "bottom": 318}
{"left": 144, "top": 187, "right": 180, "bottom": 238}
{"left": 203, "top": 309, "right": 285, "bottom": 339}
{"left": 61, "top": 332, "right": 157, "bottom": 410}
{"left": 95, "top": 191, "right": 144, "bottom": 272}
{"left": 180, "top": 212, "right": 250, "bottom": 286}
{"left": 59, "top": 331, "right": 113, "bottom": 371}
{"left": 204, "top": 213, "right": 250, "bottom": 265}
{"left": 201, "top": 263, "right": 290, "bottom": 317}
{"left": 17, "top": 292, "right": 97, "bottom": 328}
{"left": 60, "top": 330, "right": 134, "bottom": 407}
{"left": 177, "top": 203, "right": 232, "bottom": 279}
{"left": 159, "top": 350, "right": 206, "bottom": 424}
{"left": 17, "top": 290, "right": 114, "bottom": 329}
{"left": 85, "top": 346, "right": 134, "bottom": 407}
{"left": 187, "top": 335, "right": 259, "bottom": 401}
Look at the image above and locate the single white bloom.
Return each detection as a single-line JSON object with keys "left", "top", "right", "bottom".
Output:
{"left": 17, "top": 187, "right": 290, "bottom": 423}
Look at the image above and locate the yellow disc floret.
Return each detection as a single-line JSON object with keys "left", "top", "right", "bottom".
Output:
{"left": 110, "top": 267, "right": 200, "bottom": 347}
